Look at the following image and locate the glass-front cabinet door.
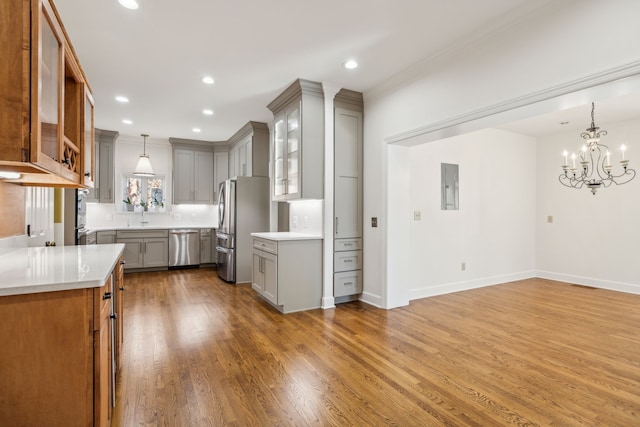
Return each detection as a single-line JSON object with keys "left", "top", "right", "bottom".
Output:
{"left": 83, "top": 89, "right": 95, "bottom": 187}
{"left": 35, "top": 0, "right": 63, "bottom": 173}
{"left": 272, "top": 102, "right": 301, "bottom": 200}
{"left": 286, "top": 106, "right": 300, "bottom": 197}
{"left": 273, "top": 115, "right": 286, "bottom": 198}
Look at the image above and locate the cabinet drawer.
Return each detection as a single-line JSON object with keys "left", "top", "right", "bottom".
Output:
{"left": 334, "top": 250, "right": 362, "bottom": 272}
{"left": 334, "top": 270, "right": 362, "bottom": 297}
{"left": 334, "top": 238, "right": 362, "bottom": 251}
{"left": 253, "top": 238, "right": 277, "bottom": 255}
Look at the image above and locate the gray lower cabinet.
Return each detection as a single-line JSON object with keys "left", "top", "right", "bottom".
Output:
{"left": 252, "top": 237, "right": 322, "bottom": 313}
{"left": 334, "top": 238, "right": 363, "bottom": 297}
{"left": 116, "top": 230, "right": 168, "bottom": 270}
{"left": 200, "top": 229, "right": 216, "bottom": 264}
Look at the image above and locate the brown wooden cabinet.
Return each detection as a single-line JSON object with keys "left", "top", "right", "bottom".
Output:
{"left": 0, "top": 0, "right": 94, "bottom": 188}
{"left": 115, "top": 257, "right": 125, "bottom": 369}
{"left": 0, "top": 258, "right": 125, "bottom": 426}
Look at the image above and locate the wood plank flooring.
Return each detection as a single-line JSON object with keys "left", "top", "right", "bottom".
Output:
{"left": 113, "top": 270, "right": 640, "bottom": 426}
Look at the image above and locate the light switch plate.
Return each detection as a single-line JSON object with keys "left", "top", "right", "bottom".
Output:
{"left": 414, "top": 211, "right": 421, "bottom": 220}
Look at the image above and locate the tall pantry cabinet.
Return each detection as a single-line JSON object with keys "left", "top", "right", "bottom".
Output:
{"left": 333, "top": 89, "right": 364, "bottom": 301}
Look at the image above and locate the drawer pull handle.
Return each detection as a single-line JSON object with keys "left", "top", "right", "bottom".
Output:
{"left": 103, "top": 292, "right": 112, "bottom": 300}
{"left": 345, "top": 259, "right": 353, "bottom": 263}
{"left": 344, "top": 282, "right": 353, "bottom": 286}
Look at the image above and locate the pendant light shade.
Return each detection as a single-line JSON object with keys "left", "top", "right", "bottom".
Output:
{"left": 134, "top": 133, "right": 155, "bottom": 176}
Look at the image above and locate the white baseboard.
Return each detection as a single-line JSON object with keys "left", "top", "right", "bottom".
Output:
{"left": 321, "top": 296, "right": 336, "bottom": 309}
{"left": 359, "top": 291, "right": 383, "bottom": 308}
{"left": 409, "top": 270, "right": 536, "bottom": 301}
{"left": 535, "top": 270, "right": 640, "bottom": 295}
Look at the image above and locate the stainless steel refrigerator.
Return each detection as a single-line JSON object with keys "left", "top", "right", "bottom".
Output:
{"left": 216, "top": 176, "right": 270, "bottom": 283}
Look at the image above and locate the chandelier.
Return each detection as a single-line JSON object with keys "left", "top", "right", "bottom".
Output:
{"left": 560, "top": 102, "right": 635, "bottom": 194}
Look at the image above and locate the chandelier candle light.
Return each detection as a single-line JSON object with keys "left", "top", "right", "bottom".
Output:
{"left": 559, "top": 102, "right": 635, "bottom": 195}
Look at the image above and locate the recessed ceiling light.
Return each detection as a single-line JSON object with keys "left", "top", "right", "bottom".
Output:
{"left": 122, "top": 119, "right": 133, "bottom": 124}
{"left": 115, "top": 95, "right": 129, "bottom": 103}
{"left": 343, "top": 59, "right": 358, "bottom": 70}
{"left": 118, "top": 0, "right": 139, "bottom": 10}
{"left": 202, "top": 76, "right": 215, "bottom": 85}
{"left": 192, "top": 128, "right": 201, "bottom": 133}
{"left": 202, "top": 109, "right": 214, "bottom": 116}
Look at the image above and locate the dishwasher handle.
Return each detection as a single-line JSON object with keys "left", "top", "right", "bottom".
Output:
{"left": 170, "top": 229, "right": 200, "bottom": 234}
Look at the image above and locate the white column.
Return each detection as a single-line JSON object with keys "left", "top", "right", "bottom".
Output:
{"left": 321, "top": 82, "right": 341, "bottom": 309}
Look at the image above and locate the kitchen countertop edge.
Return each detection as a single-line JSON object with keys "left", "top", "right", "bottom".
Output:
{"left": 0, "top": 244, "right": 125, "bottom": 297}
{"left": 251, "top": 232, "right": 323, "bottom": 241}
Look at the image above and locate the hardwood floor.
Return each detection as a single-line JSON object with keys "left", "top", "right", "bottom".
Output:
{"left": 113, "top": 270, "right": 640, "bottom": 426}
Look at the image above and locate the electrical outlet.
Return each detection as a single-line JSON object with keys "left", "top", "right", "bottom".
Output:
{"left": 547, "top": 215, "right": 553, "bottom": 223}
{"left": 371, "top": 217, "right": 378, "bottom": 227}
{"left": 292, "top": 216, "right": 298, "bottom": 228}
{"left": 414, "top": 211, "right": 421, "bottom": 220}
{"left": 461, "top": 262, "right": 466, "bottom": 271}
{"left": 106, "top": 214, "right": 113, "bottom": 221}
{"left": 303, "top": 216, "right": 308, "bottom": 228}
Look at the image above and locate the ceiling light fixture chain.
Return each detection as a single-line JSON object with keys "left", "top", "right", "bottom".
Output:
{"left": 559, "top": 102, "right": 635, "bottom": 195}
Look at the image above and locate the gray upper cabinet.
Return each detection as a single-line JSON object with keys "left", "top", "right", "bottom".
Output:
{"left": 87, "top": 129, "right": 118, "bottom": 203}
{"left": 170, "top": 139, "right": 215, "bottom": 204}
{"left": 227, "top": 121, "right": 269, "bottom": 179}
{"left": 213, "top": 151, "right": 229, "bottom": 201}
{"left": 267, "top": 79, "right": 324, "bottom": 201}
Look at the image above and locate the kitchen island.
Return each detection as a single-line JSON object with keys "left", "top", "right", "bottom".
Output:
{"left": 0, "top": 244, "right": 125, "bottom": 427}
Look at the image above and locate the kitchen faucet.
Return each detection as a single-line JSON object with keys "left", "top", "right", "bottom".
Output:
{"left": 140, "top": 208, "right": 149, "bottom": 225}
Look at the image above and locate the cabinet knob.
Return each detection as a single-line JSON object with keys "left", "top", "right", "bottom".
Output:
{"left": 110, "top": 314, "right": 117, "bottom": 320}
{"left": 119, "top": 286, "right": 125, "bottom": 291}
{"left": 120, "top": 260, "right": 126, "bottom": 265}
{"left": 84, "top": 172, "right": 91, "bottom": 177}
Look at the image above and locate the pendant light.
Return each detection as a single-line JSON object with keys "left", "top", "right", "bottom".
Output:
{"left": 134, "top": 133, "right": 155, "bottom": 177}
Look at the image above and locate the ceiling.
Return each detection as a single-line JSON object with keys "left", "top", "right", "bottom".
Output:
{"left": 53, "top": 0, "right": 640, "bottom": 144}
{"left": 53, "top": 0, "right": 537, "bottom": 142}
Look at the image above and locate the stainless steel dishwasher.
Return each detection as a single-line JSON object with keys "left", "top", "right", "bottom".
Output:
{"left": 169, "top": 229, "right": 200, "bottom": 267}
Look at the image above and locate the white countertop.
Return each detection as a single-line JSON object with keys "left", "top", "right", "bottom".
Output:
{"left": 0, "top": 244, "right": 125, "bottom": 297}
{"left": 251, "top": 232, "right": 323, "bottom": 241}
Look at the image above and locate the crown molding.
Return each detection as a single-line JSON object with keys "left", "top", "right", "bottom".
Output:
{"left": 386, "top": 59, "right": 640, "bottom": 145}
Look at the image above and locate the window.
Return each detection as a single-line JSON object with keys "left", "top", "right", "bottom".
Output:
{"left": 121, "top": 174, "right": 166, "bottom": 212}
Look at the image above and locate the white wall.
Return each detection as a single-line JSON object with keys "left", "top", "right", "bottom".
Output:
{"left": 408, "top": 129, "right": 537, "bottom": 298}
{"left": 288, "top": 199, "right": 323, "bottom": 236}
{"left": 363, "top": 0, "right": 640, "bottom": 308}
{"left": 535, "top": 118, "right": 640, "bottom": 293}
